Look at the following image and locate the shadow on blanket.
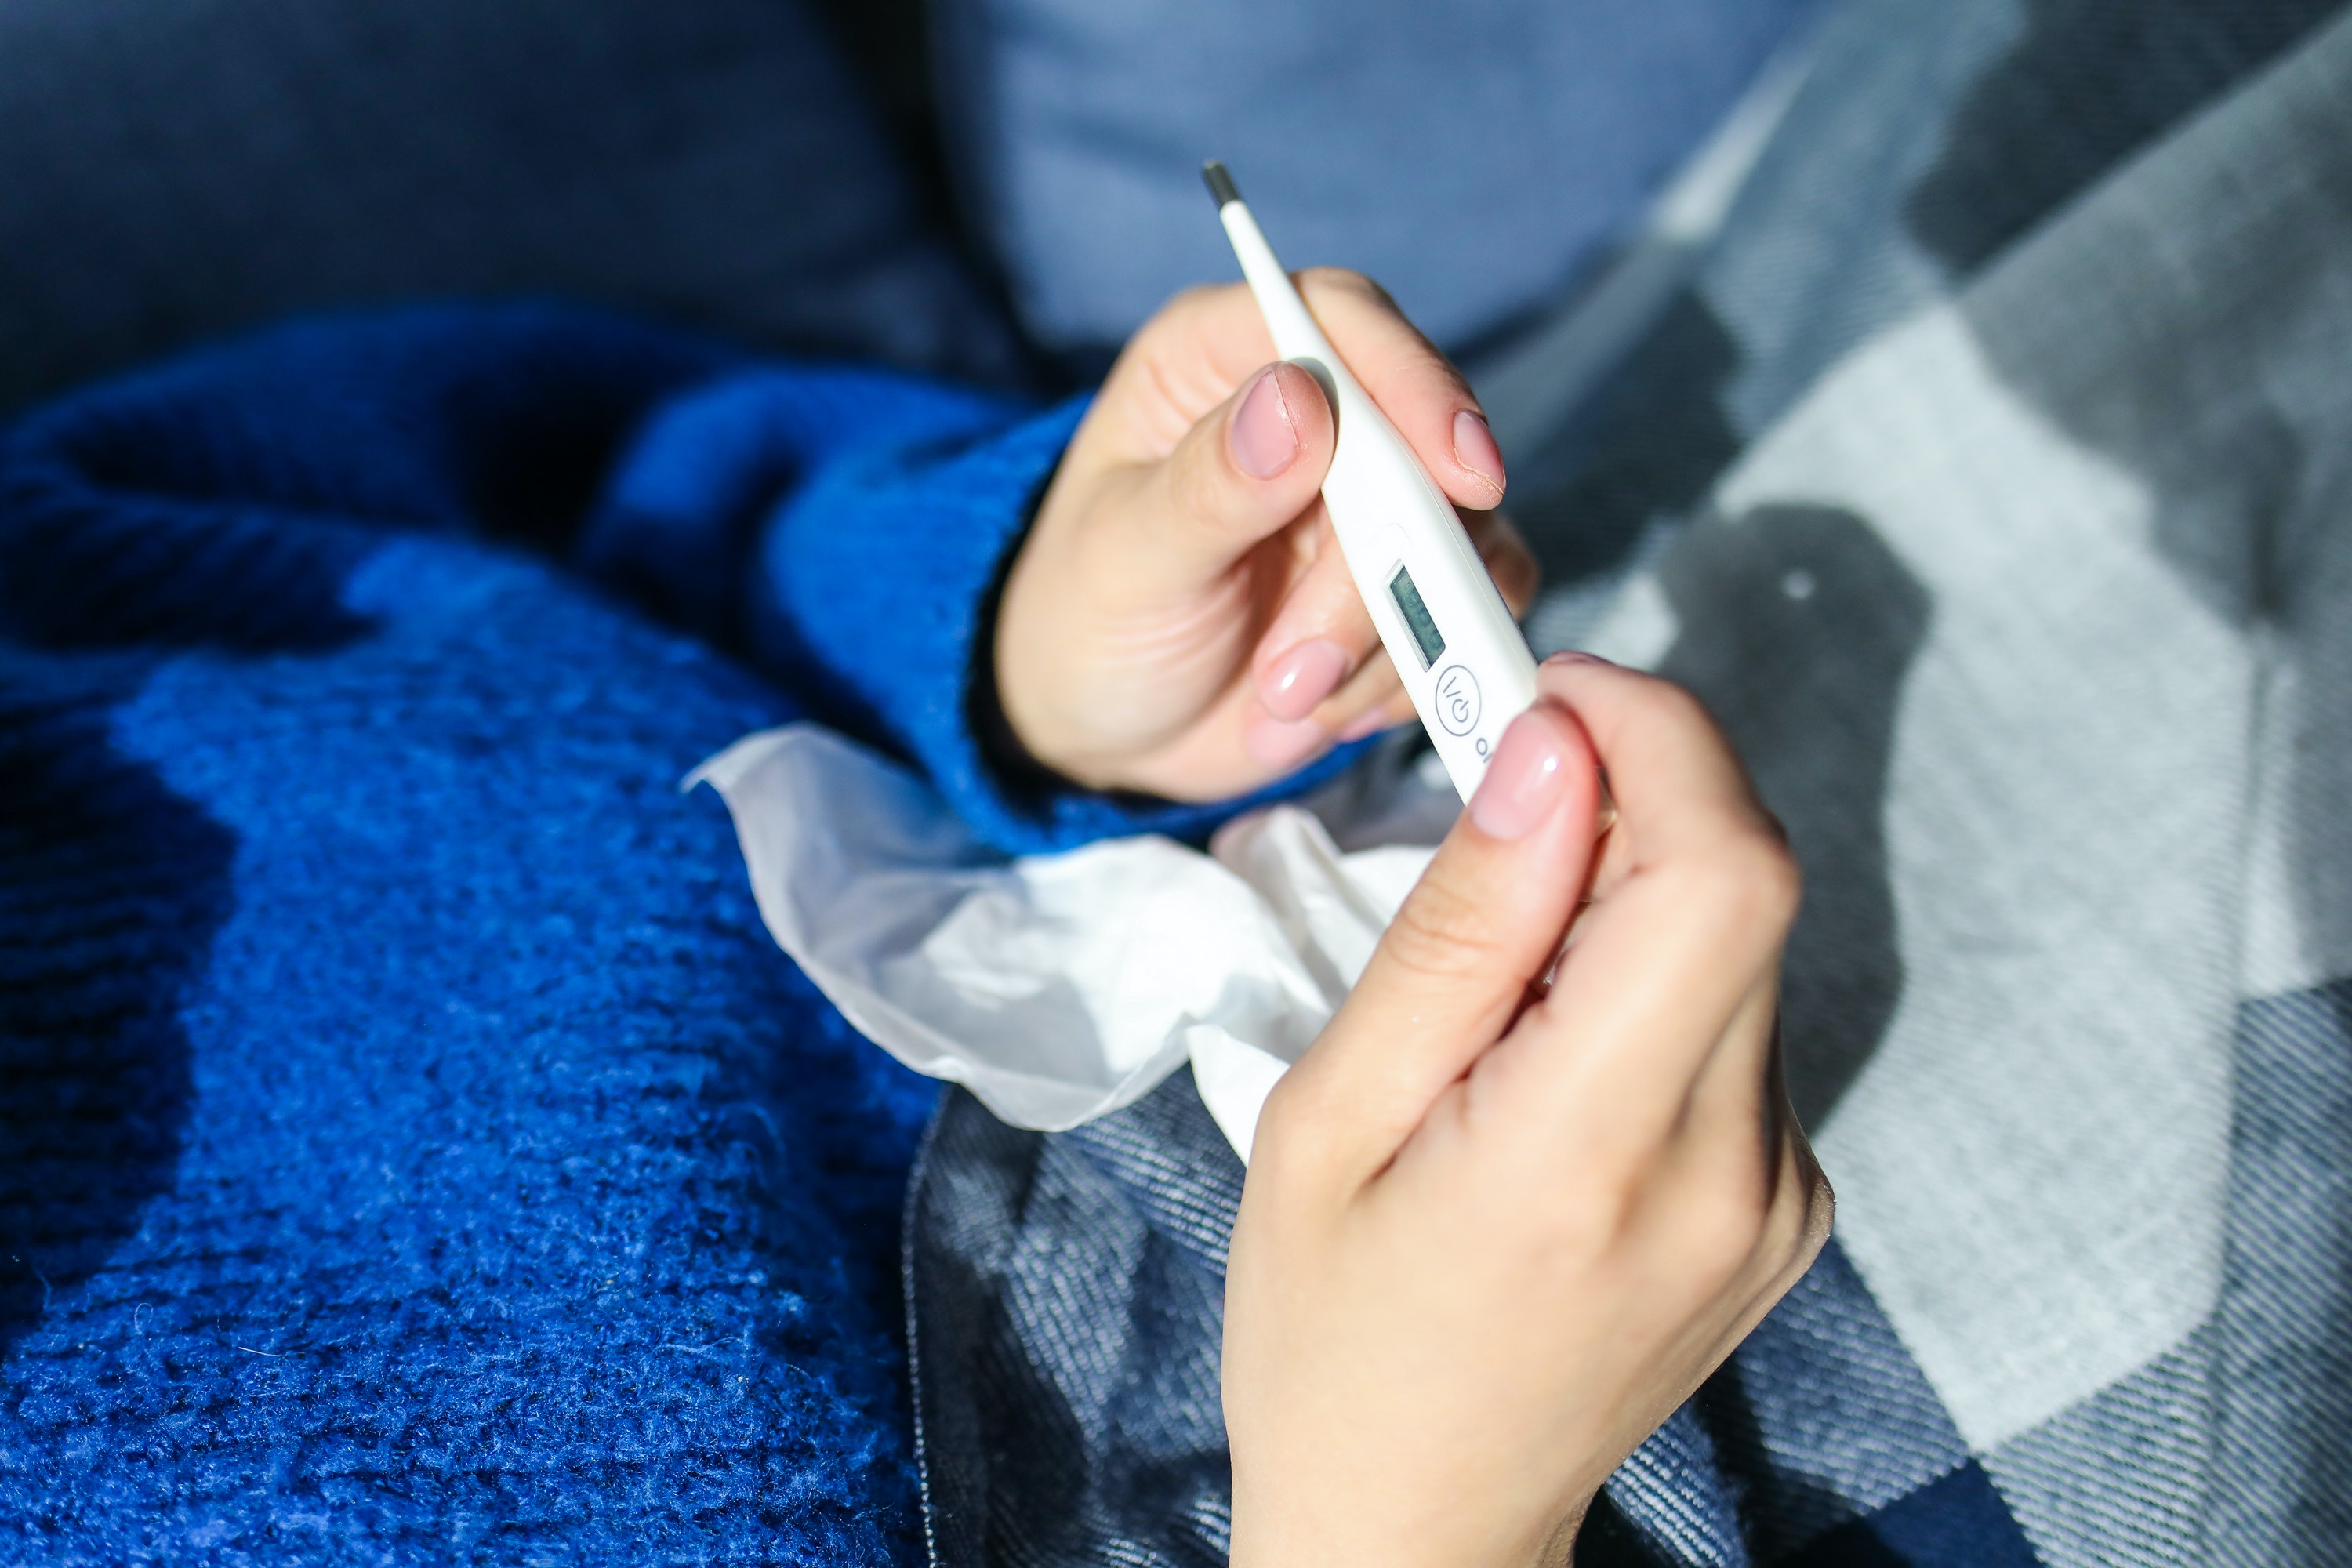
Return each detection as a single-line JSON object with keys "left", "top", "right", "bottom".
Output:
{"left": 0, "top": 660, "right": 225, "bottom": 1356}
{"left": 1661, "top": 503, "right": 1930, "bottom": 1129}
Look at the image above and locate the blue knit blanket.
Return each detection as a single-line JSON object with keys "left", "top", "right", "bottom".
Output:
{"left": 0, "top": 303, "right": 1225, "bottom": 1563}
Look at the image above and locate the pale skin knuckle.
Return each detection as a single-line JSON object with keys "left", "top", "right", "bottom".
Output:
{"left": 1738, "top": 834, "right": 1806, "bottom": 934}
{"left": 1525, "top": 1165, "right": 1644, "bottom": 1273}
{"left": 1247, "top": 1071, "right": 1343, "bottom": 1183}
{"left": 1123, "top": 288, "right": 1217, "bottom": 372}
{"left": 1657, "top": 1131, "right": 1782, "bottom": 1270}
{"left": 1298, "top": 266, "right": 1391, "bottom": 310}
{"left": 1588, "top": 1167, "right": 1655, "bottom": 1254}
{"left": 1626, "top": 670, "right": 1714, "bottom": 732}
{"left": 1548, "top": 1123, "right": 1675, "bottom": 1242}
{"left": 1252, "top": 1071, "right": 1311, "bottom": 1147}
{"left": 1584, "top": 669, "right": 1708, "bottom": 767}
{"left": 1686, "top": 831, "right": 1803, "bottom": 941}
{"left": 1380, "top": 873, "right": 1512, "bottom": 985}
{"left": 1165, "top": 423, "right": 1234, "bottom": 523}
{"left": 1680, "top": 1180, "right": 1775, "bottom": 1294}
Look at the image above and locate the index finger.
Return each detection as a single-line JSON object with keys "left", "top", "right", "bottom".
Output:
{"left": 1121, "top": 274, "right": 1508, "bottom": 510}
{"left": 1469, "top": 655, "right": 1798, "bottom": 1147}
{"left": 1261, "top": 699, "right": 1603, "bottom": 1187}
{"left": 1298, "top": 268, "right": 1508, "bottom": 510}
{"left": 1535, "top": 653, "right": 1785, "bottom": 891}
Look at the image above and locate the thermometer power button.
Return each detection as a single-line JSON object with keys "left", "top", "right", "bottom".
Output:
{"left": 1432, "top": 664, "right": 1482, "bottom": 736}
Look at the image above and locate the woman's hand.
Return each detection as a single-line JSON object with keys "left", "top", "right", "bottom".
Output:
{"left": 1221, "top": 653, "right": 1833, "bottom": 1568}
{"left": 993, "top": 270, "right": 1537, "bottom": 801}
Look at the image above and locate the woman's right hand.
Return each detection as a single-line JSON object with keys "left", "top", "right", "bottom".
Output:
{"left": 1221, "top": 652, "right": 1833, "bottom": 1568}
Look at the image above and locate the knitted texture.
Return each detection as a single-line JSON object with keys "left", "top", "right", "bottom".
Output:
{"left": 0, "top": 303, "right": 1213, "bottom": 1563}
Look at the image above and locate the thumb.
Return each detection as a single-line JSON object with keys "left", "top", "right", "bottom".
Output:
{"left": 1273, "top": 699, "right": 1602, "bottom": 1178}
{"left": 1122, "top": 361, "right": 1335, "bottom": 587}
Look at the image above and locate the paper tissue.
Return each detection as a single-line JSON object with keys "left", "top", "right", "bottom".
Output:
{"left": 688, "top": 726, "right": 1450, "bottom": 1160}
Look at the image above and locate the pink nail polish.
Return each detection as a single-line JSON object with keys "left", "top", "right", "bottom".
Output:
{"left": 1468, "top": 706, "right": 1571, "bottom": 840}
{"left": 1243, "top": 709, "right": 1328, "bottom": 772}
{"left": 1231, "top": 367, "right": 1299, "bottom": 480}
{"left": 1452, "top": 409, "right": 1507, "bottom": 497}
{"left": 1258, "top": 638, "right": 1349, "bottom": 722}
{"left": 1544, "top": 649, "right": 1617, "bottom": 668}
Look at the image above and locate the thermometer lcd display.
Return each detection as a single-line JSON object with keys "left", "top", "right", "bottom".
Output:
{"left": 1388, "top": 564, "right": 1446, "bottom": 669}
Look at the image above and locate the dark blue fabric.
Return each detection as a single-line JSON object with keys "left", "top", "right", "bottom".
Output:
{"left": 0, "top": 0, "right": 1029, "bottom": 419}
{"left": 930, "top": 0, "right": 1827, "bottom": 365}
{"left": 2214, "top": 979, "right": 2352, "bottom": 1550}
{"left": 906, "top": 1076, "right": 1244, "bottom": 1568}
{"left": 0, "top": 301, "right": 1263, "bottom": 1562}
{"left": 1795, "top": 1465, "right": 2039, "bottom": 1568}
{"left": 903, "top": 1069, "right": 2042, "bottom": 1568}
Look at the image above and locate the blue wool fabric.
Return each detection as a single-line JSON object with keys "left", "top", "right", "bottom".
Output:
{"left": 0, "top": 303, "right": 1250, "bottom": 1563}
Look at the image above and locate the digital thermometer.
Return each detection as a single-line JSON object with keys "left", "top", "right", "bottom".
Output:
{"left": 1203, "top": 161, "right": 1538, "bottom": 802}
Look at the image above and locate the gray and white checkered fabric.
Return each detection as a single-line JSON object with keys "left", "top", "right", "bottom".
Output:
{"left": 904, "top": 2, "right": 2352, "bottom": 1561}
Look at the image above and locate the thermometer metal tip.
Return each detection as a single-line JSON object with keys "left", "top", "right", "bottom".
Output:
{"left": 1201, "top": 160, "right": 1241, "bottom": 208}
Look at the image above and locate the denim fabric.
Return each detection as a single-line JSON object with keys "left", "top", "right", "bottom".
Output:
{"left": 906, "top": 1076, "right": 1240, "bottom": 1568}
{"left": 1983, "top": 975, "right": 2352, "bottom": 1568}
{"left": 2211, "top": 983, "right": 2352, "bottom": 1561}
{"left": 1688, "top": 1244, "right": 1969, "bottom": 1553}
{"left": 1508, "top": 0, "right": 2347, "bottom": 622}
{"left": 902, "top": 1081, "right": 2016, "bottom": 1568}
{"left": 1982, "top": 1333, "right": 2215, "bottom": 1566}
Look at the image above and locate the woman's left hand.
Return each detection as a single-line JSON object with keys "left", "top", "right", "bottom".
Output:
{"left": 992, "top": 270, "right": 1537, "bottom": 801}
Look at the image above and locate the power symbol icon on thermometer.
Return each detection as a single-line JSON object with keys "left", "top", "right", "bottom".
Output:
{"left": 1432, "top": 664, "right": 1482, "bottom": 736}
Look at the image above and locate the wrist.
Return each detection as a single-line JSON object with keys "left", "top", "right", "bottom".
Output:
{"left": 1225, "top": 1490, "right": 1593, "bottom": 1568}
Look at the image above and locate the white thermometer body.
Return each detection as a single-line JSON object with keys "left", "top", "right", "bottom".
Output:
{"left": 1205, "top": 162, "right": 1537, "bottom": 802}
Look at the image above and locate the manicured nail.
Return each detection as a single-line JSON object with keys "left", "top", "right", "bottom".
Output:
{"left": 1336, "top": 706, "right": 1395, "bottom": 742}
{"left": 1545, "top": 649, "right": 1616, "bottom": 668}
{"left": 1231, "top": 367, "right": 1300, "bottom": 480}
{"left": 1258, "top": 637, "right": 1350, "bottom": 722}
{"left": 1468, "top": 705, "right": 1572, "bottom": 840}
{"left": 1452, "top": 409, "right": 1506, "bottom": 497}
{"left": 1243, "top": 708, "right": 1327, "bottom": 771}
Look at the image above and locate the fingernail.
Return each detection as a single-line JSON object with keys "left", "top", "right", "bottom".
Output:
{"left": 1258, "top": 637, "right": 1350, "bottom": 722}
{"left": 1243, "top": 708, "right": 1328, "bottom": 772}
{"left": 1545, "top": 649, "right": 1616, "bottom": 668}
{"left": 1336, "top": 706, "right": 1394, "bottom": 742}
{"left": 1452, "top": 410, "right": 1506, "bottom": 497}
{"left": 1468, "top": 705, "right": 1571, "bottom": 840}
{"left": 1231, "top": 367, "right": 1300, "bottom": 480}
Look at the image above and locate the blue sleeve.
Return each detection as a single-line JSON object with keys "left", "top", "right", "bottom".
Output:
{"left": 742, "top": 387, "right": 1367, "bottom": 855}
{"left": 0, "top": 303, "right": 1352, "bottom": 857}
{"left": 583, "top": 358, "right": 1363, "bottom": 855}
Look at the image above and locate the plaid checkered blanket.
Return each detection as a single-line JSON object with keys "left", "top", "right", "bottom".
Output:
{"left": 897, "top": 5, "right": 2352, "bottom": 1563}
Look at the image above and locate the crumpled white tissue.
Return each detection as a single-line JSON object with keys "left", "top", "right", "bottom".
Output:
{"left": 687, "top": 725, "right": 1445, "bottom": 1161}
